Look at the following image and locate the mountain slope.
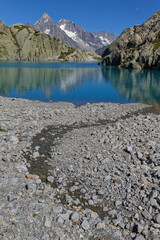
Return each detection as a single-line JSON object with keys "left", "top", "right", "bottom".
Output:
{"left": 0, "top": 21, "right": 100, "bottom": 62}
{"left": 57, "top": 19, "right": 118, "bottom": 51}
{"left": 27, "top": 13, "right": 80, "bottom": 50}
{"left": 27, "top": 14, "right": 118, "bottom": 51}
{"left": 95, "top": 45, "right": 108, "bottom": 56}
{"left": 99, "top": 11, "right": 160, "bottom": 70}
{"left": 57, "top": 19, "right": 106, "bottom": 51}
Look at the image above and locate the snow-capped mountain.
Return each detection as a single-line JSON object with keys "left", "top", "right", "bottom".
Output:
{"left": 27, "top": 13, "right": 80, "bottom": 49}
{"left": 27, "top": 13, "right": 118, "bottom": 52}
{"left": 92, "top": 31, "right": 118, "bottom": 45}
{"left": 56, "top": 19, "right": 118, "bottom": 51}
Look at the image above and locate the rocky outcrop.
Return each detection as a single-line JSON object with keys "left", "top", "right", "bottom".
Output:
{"left": 99, "top": 11, "right": 160, "bottom": 70}
{"left": 0, "top": 21, "right": 100, "bottom": 62}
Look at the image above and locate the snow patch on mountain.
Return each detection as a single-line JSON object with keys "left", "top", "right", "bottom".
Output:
{"left": 59, "top": 24, "right": 77, "bottom": 41}
{"left": 27, "top": 13, "right": 118, "bottom": 52}
{"left": 44, "top": 19, "right": 49, "bottom": 23}
{"left": 99, "top": 36, "right": 110, "bottom": 45}
{"left": 44, "top": 29, "right": 50, "bottom": 34}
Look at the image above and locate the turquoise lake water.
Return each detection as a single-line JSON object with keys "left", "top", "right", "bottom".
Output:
{"left": 0, "top": 62, "right": 160, "bottom": 106}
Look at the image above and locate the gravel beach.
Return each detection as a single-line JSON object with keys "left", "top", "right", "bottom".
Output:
{"left": 0, "top": 96, "right": 159, "bottom": 240}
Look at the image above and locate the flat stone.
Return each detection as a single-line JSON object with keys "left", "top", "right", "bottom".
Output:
{"left": 26, "top": 174, "right": 34, "bottom": 179}
{"left": 46, "top": 176, "right": 54, "bottom": 183}
{"left": 10, "top": 136, "right": 19, "bottom": 143}
{"left": 45, "top": 219, "right": 51, "bottom": 228}
{"left": 126, "top": 146, "right": 133, "bottom": 153}
{"left": 7, "top": 194, "right": 17, "bottom": 202}
{"left": 96, "top": 222, "right": 105, "bottom": 229}
{"left": 69, "top": 186, "right": 79, "bottom": 192}
{"left": 33, "top": 152, "right": 40, "bottom": 158}
{"left": 70, "top": 212, "right": 80, "bottom": 222}
{"left": 81, "top": 220, "right": 90, "bottom": 230}
{"left": 53, "top": 205, "right": 63, "bottom": 214}
{"left": 88, "top": 199, "right": 94, "bottom": 205}
{"left": 135, "top": 235, "right": 145, "bottom": 240}
{"left": 115, "top": 200, "right": 122, "bottom": 207}
{"left": 153, "top": 214, "right": 160, "bottom": 224}
{"left": 56, "top": 216, "right": 64, "bottom": 224}
{"left": 142, "top": 210, "right": 152, "bottom": 220}
{"left": 137, "top": 152, "right": 143, "bottom": 159}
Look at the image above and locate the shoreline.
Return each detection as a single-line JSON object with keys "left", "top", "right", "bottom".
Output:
{"left": 0, "top": 97, "right": 159, "bottom": 240}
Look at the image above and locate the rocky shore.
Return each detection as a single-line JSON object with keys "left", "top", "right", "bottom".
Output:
{"left": 0, "top": 97, "right": 159, "bottom": 240}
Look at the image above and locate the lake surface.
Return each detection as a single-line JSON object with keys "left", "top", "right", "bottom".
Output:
{"left": 0, "top": 62, "right": 160, "bottom": 106}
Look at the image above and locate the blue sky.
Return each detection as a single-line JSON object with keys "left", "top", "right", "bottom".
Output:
{"left": 0, "top": 0, "right": 159, "bottom": 35}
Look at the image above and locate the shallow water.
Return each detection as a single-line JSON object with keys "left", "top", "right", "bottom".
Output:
{"left": 0, "top": 62, "right": 160, "bottom": 106}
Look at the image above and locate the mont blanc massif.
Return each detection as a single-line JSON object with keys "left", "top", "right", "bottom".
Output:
{"left": 27, "top": 13, "right": 118, "bottom": 53}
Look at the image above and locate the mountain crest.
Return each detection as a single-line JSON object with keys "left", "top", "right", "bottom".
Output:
{"left": 38, "top": 13, "right": 54, "bottom": 24}
{"left": 59, "top": 19, "right": 67, "bottom": 23}
{"left": 27, "top": 13, "right": 118, "bottom": 52}
{"left": 42, "top": 13, "right": 50, "bottom": 18}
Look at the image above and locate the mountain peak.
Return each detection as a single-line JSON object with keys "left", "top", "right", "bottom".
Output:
{"left": 58, "top": 19, "right": 74, "bottom": 24}
{"left": 41, "top": 13, "right": 50, "bottom": 19}
{"left": 27, "top": 14, "right": 118, "bottom": 52}
{"left": 59, "top": 18, "right": 67, "bottom": 23}
{"left": 36, "top": 13, "right": 54, "bottom": 25}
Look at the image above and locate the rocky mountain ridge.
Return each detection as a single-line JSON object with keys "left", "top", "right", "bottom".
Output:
{"left": 27, "top": 13, "right": 80, "bottom": 50}
{"left": 99, "top": 10, "right": 160, "bottom": 70}
{"left": 27, "top": 13, "right": 118, "bottom": 52}
{"left": 0, "top": 20, "right": 100, "bottom": 62}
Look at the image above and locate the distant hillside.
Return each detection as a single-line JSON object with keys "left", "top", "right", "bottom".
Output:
{"left": 99, "top": 11, "right": 160, "bottom": 70}
{"left": 0, "top": 21, "right": 100, "bottom": 62}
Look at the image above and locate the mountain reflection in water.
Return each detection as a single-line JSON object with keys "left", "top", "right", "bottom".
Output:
{"left": 0, "top": 63, "right": 160, "bottom": 105}
{"left": 0, "top": 67, "right": 103, "bottom": 97}
{"left": 101, "top": 66, "right": 160, "bottom": 104}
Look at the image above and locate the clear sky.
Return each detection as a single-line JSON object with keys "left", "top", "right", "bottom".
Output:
{"left": 0, "top": 0, "right": 159, "bottom": 35}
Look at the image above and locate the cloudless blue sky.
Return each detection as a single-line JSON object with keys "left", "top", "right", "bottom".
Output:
{"left": 0, "top": 0, "right": 159, "bottom": 35}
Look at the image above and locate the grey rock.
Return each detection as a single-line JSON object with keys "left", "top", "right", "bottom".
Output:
{"left": 53, "top": 205, "right": 63, "bottom": 214}
{"left": 88, "top": 199, "right": 94, "bottom": 205}
{"left": 81, "top": 220, "right": 90, "bottom": 230}
{"left": 33, "top": 151, "right": 40, "bottom": 158}
{"left": 137, "top": 152, "right": 143, "bottom": 159}
{"left": 153, "top": 214, "right": 160, "bottom": 224}
{"left": 150, "top": 198, "right": 159, "bottom": 208}
{"left": 115, "top": 200, "right": 122, "bottom": 207}
{"left": 10, "top": 136, "right": 19, "bottom": 143}
{"left": 134, "top": 235, "right": 145, "bottom": 240}
{"left": 70, "top": 212, "right": 80, "bottom": 222}
{"left": 7, "top": 194, "right": 17, "bottom": 202}
{"left": 142, "top": 210, "right": 152, "bottom": 220}
{"left": 56, "top": 216, "right": 64, "bottom": 224}
{"left": 126, "top": 146, "right": 133, "bottom": 153}
{"left": 104, "top": 216, "right": 110, "bottom": 224}
{"left": 69, "top": 186, "right": 79, "bottom": 192}
{"left": 80, "top": 188, "right": 86, "bottom": 193}
{"left": 46, "top": 176, "right": 54, "bottom": 183}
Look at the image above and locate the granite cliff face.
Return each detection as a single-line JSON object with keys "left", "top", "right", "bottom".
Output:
{"left": 0, "top": 21, "right": 100, "bottom": 62}
{"left": 99, "top": 11, "right": 160, "bottom": 70}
